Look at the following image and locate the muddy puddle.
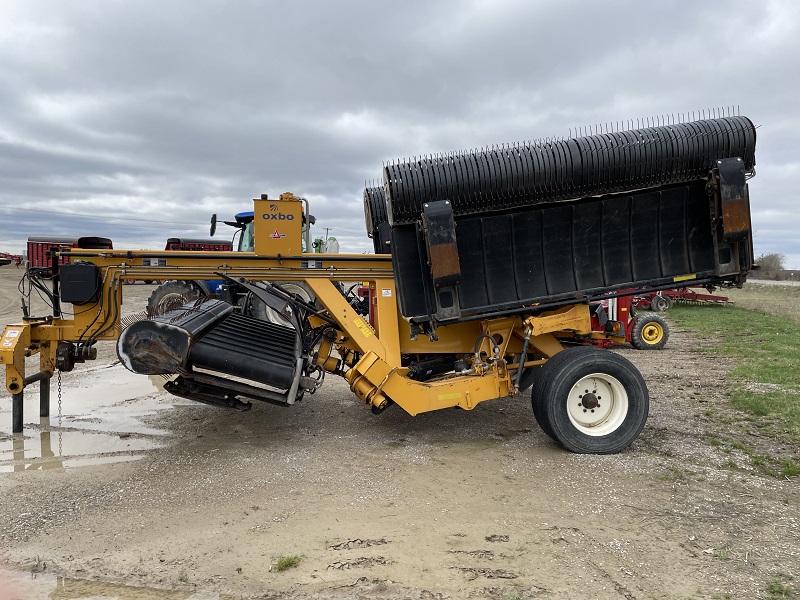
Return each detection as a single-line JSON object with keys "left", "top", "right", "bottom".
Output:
{"left": 1, "top": 566, "right": 236, "bottom": 599}
{"left": 0, "top": 366, "right": 176, "bottom": 472}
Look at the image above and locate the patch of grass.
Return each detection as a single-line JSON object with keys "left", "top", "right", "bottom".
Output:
{"left": 711, "top": 437, "right": 791, "bottom": 477}
{"left": 272, "top": 555, "right": 301, "bottom": 572}
{"left": 177, "top": 570, "right": 188, "bottom": 583}
{"left": 659, "top": 467, "right": 706, "bottom": 484}
{"left": 725, "top": 283, "right": 800, "bottom": 324}
{"left": 669, "top": 303, "right": 800, "bottom": 443}
{"left": 659, "top": 467, "right": 691, "bottom": 482}
{"left": 766, "top": 576, "right": 792, "bottom": 599}
{"left": 780, "top": 459, "right": 800, "bottom": 478}
{"left": 714, "top": 548, "right": 731, "bottom": 561}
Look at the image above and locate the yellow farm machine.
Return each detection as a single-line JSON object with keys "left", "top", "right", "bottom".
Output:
{"left": 2, "top": 115, "right": 757, "bottom": 454}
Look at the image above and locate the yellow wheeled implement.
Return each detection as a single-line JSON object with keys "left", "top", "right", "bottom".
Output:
{"left": 2, "top": 116, "right": 757, "bottom": 454}
{"left": 2, "top": 193, "right": 652, "bottom": 454}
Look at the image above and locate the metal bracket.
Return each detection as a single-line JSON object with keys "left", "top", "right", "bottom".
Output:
{"left": 422, "top": 200, "right": 462, "bottom": 321}
{"left": 716, "top": 157, "right": 750, "bottom": 242}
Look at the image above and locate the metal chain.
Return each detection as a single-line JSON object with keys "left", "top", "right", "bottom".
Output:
{"left": 57, "top": 370, "right": 62, "bottom": 423}
{"left": 57, "top": 370, "right": 63, "bottom": 457}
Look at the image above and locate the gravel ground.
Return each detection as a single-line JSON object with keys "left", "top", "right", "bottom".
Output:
{"left": 1, "top": 265, "right": 798, "bottom": 599}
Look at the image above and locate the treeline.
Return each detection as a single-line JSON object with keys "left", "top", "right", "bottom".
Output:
{"left": 751, "top": 253, "right": 792, "bottom": 280}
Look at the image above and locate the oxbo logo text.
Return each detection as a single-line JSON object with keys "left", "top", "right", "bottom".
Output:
{"left": 262, "top": 213, "right": 294, "bottom": 220}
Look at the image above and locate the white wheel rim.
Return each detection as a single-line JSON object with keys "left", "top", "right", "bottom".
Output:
{"left": 566, "top": 372, "right": 628, "bottom": 436}
{"left": 263, "top": 283, "right": 312, "bottom": 326}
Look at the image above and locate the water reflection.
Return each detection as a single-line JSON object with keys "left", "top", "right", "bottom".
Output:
{"left": 0, "top": 367, "right": 176, "bottom": 472}
{"left": 1, "top": 416, "right": 163, "bottom": 472}
{"left": 11, "top": 418, "right": 63, "bottom": 471}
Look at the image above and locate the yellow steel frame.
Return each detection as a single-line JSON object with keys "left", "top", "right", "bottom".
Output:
{"left": 2, "top": 196, "right": 595, "bottom": 417}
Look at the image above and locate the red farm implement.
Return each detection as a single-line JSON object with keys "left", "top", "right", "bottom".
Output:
{"left": 125, "top": 238, "right": 233, "bottom": 284}
{"left": 0, "top": 252, "right": 22, "bottom": 267}
{"left": 26, "top": 236, "right": 113, "bottom": 269}
{"left": 634, "top": 286, "right": 731, "bottom": 311}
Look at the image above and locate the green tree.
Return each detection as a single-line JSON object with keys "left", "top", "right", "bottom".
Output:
{"left": 756, "top": 253, "right": 786, "bottom": 280}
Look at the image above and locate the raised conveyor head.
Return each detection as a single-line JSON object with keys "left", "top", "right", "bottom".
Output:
{"left": 384, "top": 116, "right": 756, "bottom": 225}
{"left": 381, "top": 116, "right": 757, "bottom": 327}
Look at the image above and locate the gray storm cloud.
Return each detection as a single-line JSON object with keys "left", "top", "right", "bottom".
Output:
{"left": 0, "top": 0, "right": 798, "bottom": 265}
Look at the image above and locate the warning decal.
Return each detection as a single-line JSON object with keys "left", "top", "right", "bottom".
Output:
{"left": 352, "top": 317, "right": 374, "bottom": 338}
{"left": 2, "top": 328, "right": 21, "bottom": 347}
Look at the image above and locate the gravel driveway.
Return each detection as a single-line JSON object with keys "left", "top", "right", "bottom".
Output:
{"left": 1, "top": 266, "right": 798, "bottom": 599}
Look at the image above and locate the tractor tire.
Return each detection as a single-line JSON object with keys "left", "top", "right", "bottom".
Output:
{"left": 517, "top": 361, "right": 541, "bottom": 393}
{"left": 244, "top": 282, "right": 314, "bottom": 327}
{"left": 531, "top": 350, "right": 581, "bottom": 441}
{"left": 147, "top": 280, "right": 201, "bottom": 317}
{"left": 651, "top": 294, "right": 672, "bottom": 312}
{"left": 630, "top": 314, "right": 669, "bottom": 350}
{"left": 532, "top": 347, "right": 649, "bottom": 454}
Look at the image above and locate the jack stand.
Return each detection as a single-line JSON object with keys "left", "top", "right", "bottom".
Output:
{"left": 40, "top": 377, "right": 50, "bottom": 418}
{"left": 12, "top": 392, "right": 23, "bottom": 433}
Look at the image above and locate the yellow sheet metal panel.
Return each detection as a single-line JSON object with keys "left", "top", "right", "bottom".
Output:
{"left": 525, "top": 304, "right": 591, "bottom": 336}
{"left": 345, "top": 349, "right": 514, "bottom": 416}
{"left": 253, "top": 195, "right": 304, "bottom": 256}
{"left": 1, "top": 324, "right": 30, "bottom": 394}
{"left": 304, "top": 278, "right": 393, "bottom": 363}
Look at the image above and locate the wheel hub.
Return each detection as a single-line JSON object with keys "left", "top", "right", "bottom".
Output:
{"left": 580, "top": 392, "right": 599, "bottom": 409}
{"left": 566, "top": 374, "right": 629, "bottom": 436}
{"left": 642, "top": 324, "right": 662, "bottom": 342}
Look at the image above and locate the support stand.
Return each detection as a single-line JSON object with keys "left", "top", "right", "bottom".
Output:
{"left": 12, "top": 392, "right": 23, "bottom": 433}
{"left": 40, "top": 377, "right": 50, "bottom": 418}
{"left": 10, "top": 374, "right": 52, "bottom": 433}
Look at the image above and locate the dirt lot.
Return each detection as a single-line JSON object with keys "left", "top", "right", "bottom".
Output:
{"left": 1, "top": 265, "right": 798, "bottom": 599}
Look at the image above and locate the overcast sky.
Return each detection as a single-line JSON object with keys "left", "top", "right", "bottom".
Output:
{"left": 1, "top": 0, "right": 798, "bottom": 269}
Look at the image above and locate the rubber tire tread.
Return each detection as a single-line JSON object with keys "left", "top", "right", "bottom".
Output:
{"left": 651, "top": 295, "right": 672, "bottom": 312}
{"left": 532, "top": 347, "right": 649, "bottom": 454}
{"left": 517, "top": 361, "right": 540, "bottom": 394}
{"left": 247, "top": 282, "right": 315, "bottom": 325}
{"left": 630, "top": 313, "right": 669, "bottom": 350}
{"left": 147, "top": 280, "right": 201, "bottom": 316}
{"left": 531, "top": 348, "right": 589, "bottom": 441}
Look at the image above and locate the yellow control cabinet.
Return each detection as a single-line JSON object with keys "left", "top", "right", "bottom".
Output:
{"left": 253, "top": 193, "right": 304, "bottom": 256}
